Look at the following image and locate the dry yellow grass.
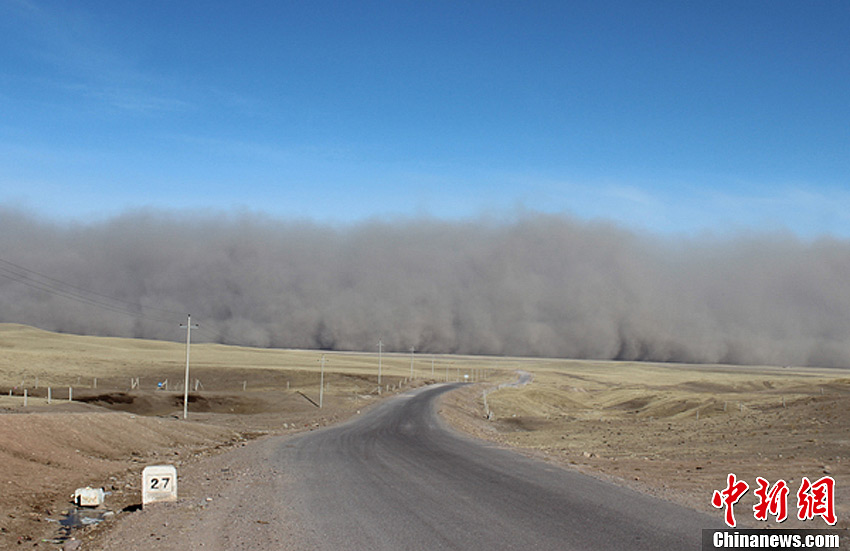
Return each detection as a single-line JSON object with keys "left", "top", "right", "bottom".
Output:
{"left": 0, "top": 323, "right": 510, "bottom": 394}
{"left": 485, "top": 360, "right": 849, "bottom": 422}
{"left": 443, "top": 360, "right": 850, "bottom": 529}
{"left": 3, "top": 322, "right": 849, "bottom": 537}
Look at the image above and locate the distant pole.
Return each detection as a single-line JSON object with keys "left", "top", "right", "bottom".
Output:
{"left": 180, "top": 314, "right": 199, "bottom": 420}
{"left": 320, "top": 354, "right": 326, "bottom": 408}
{"left": 378, "top": 340, "right": 383, "bottom": 385}
{"left": 431, "top": 356, "right": 435, "bottom": 377}
{"left": 410, "top": 347, "right": 415, "bottom": 379}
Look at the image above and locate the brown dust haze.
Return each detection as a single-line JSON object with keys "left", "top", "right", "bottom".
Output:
{"left": 1, "top": 208, "right": 849, "bottom": 367}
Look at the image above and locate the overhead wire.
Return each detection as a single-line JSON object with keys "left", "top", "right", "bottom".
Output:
{"left": 0, "top": 257, "right": 185, "bottom": 317}
{"left": 0, "top": 256, "right": 208, "bottom": 333}
{"left": 0, "top": 256, "right": 248, "bottom": 345}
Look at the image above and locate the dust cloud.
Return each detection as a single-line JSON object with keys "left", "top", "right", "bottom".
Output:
{"left": 1, "top": 207, "right": 849, "bottom": 367}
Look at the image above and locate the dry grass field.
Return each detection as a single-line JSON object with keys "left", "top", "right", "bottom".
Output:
{"left": 0, "top": 323, "right": 502, "bottom": 548}
{"left": 440, "top": 359, "right": 850, "bottom": 531}
{"left": 1, "top": 322, "right": 848, "bottom": 547}
{"left": 0, "top": 322, "right": 523, "bottom": 448}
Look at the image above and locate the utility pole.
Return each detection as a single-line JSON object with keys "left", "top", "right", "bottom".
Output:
{"left": 180, "top": 314, "right": 198, "bottom": 420}
{"left": 410, "top": 346, "right": 415, "bottom": 379}
{"left": 319, "top": 354, "right": 326, "bottom": 408}
{"left": 378, "top": 340, "right": 383, "bottom": 385}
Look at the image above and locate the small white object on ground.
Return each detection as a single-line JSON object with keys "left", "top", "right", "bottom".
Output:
{"left": 73, "top": 486, "right": 104, "bottom": 507}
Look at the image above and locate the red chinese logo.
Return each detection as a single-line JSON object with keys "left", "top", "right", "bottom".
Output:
{"left": 753, "top": 477, "right": 789, "bottom": 523}
{"left": 713, "top": 474, "right": 837, "bottom": 527}
{"left": 797, "top": 476, "right": 836, "bottom": 525}
{"left": 712, "top": 473, "right": 750, "bottom": 527}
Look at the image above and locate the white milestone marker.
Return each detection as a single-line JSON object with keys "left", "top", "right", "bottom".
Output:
{"left": 142, "top": 465, "right": 178, "bottom": 507}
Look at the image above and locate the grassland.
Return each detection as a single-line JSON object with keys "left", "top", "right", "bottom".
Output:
{"left": 441, "top": 359, "right": 850, "bottom": 529}
{"left": 0, "top": 323, "right": 518, "bottom": 547}
{"left": 1, "top": 322, "right": 848, "bottom": 547}
{"left": 0, "top": 323, "right": 507, "bottom": 402}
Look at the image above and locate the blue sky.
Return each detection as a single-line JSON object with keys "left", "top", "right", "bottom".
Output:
{"left": 1, "top": 0, "right": 849, "bottom": 237}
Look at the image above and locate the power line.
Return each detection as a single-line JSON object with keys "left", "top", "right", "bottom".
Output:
{"left": 0, "top": 256, "right": 241, "bottom": 346}
{"left": 0, "top": 257, "right": 185, "bottom": 316}
{"left": 0, "top": 256, "right": 180, "bottom": 325}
